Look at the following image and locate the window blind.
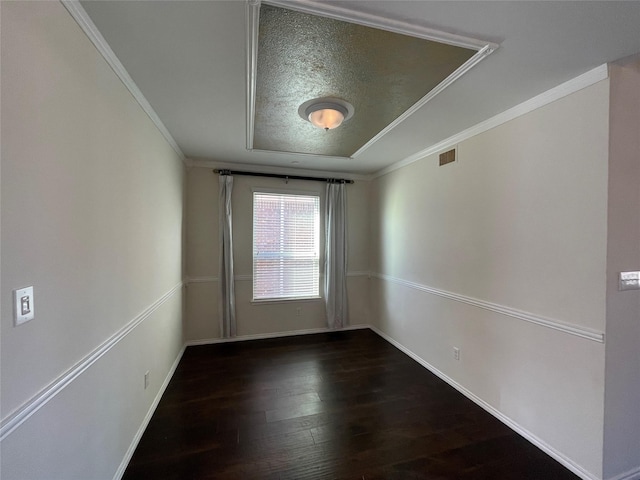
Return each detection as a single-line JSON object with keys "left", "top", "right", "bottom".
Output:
{"left": 253, "top": 192, "right": 320, "bottom": 300}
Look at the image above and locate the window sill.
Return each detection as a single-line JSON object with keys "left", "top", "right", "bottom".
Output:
{"left": 251, "top": 296, "right": 322, "bottom": 306}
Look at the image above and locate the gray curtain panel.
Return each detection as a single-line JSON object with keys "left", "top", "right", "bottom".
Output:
{"left": 324, "top": 182, "right": 348, "bottom": 329}
{"left": 219, "top": 175, "right": 236, "bottom": 338}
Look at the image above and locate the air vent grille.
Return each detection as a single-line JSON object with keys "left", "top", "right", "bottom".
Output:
{"left": 439, "top": 148, "right": 456, "bottom": 166}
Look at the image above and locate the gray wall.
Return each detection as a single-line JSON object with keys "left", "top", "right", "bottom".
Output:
{"left": 2, "top": 3, "right": 638, "bottom": 480}
{"left": 369, "top": 80, "right": 611, "bottom": 478}
{"left": 603, "top": 57, "right": 640, "bottom": 480}
{"left": 1, "top": 2, "right": 185, "bottom": 478}
{"left": 185, "top": 170, "right": 371, "bottom": 341}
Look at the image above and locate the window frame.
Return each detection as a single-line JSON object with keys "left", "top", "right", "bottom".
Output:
{"left": 251, "top": 188, "right": 323, "bottom": 304}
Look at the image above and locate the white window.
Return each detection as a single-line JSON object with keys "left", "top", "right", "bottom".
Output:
{"left": 253, "top": 191, "right": 320, "bottom": 301}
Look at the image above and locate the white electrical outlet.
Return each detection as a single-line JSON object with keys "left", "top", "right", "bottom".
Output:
{"left": 619, "top": 271, "right": 640, "bottom": 291}
{"left": 144, "top": 371, "right": 150, "bottom": 390}
{"left": 453, "top": 347, "right": 460, "bottom": 361}
{"left": 13, "top": 286, "right": 35, "bottom": 326}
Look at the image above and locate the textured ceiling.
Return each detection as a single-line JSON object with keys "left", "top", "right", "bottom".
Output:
{"left": 253, "top": 4, "right": 475, "bottom": 158}
{"left": 78, "top": 1, "right": 640, "bottom": 174}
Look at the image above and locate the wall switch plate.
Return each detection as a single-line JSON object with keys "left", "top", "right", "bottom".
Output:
{"left": 619, "top": 271, "right": 640, "bottom": 291}
{"left": 13, "top": 286, "right": 35, "bottom": 326}
{"left": 144, "top": 371, "right": 150, "bottom": 389}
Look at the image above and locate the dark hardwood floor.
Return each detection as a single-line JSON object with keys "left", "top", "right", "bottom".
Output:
{"left": 123, "top": 329, "right": 580, "bottom": 479}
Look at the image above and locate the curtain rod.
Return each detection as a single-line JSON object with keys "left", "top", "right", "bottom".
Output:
{"left": 213, "top": 169, "right": 354, "bottom": 184}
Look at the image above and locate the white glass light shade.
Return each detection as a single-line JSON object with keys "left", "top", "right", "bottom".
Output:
{"left": 299, "top": 98, "right": 353, "bottom": 131}
{"left": 308, "top": 108, "right": 344, "bottom": 130}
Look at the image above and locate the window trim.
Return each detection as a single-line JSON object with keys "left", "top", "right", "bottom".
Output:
{"left": 251, "top": 188, "right": 323, "bottom": 303}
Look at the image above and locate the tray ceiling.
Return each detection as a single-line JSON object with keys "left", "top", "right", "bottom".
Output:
{"left": 76, "top": 1, "right": 640, "bottom": 175}
{"left": 252, "top": 4, "right": 477, "bottom": 158}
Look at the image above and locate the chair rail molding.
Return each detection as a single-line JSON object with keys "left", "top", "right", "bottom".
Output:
{"left": 0, "top": 281, "right": 184, "bottom": 441}
{"left": 369, "top": 326, "right": 600, "bottom": 480}
{"left": 186, "top": 271, "right": 370, "bottom": 285}
{"left": 372, "top": 272, "right": 605, "bottom": 343}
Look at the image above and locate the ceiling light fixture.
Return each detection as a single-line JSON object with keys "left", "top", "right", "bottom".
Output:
{"left": 298, "top": 97, "right": 354, "bottom": 131}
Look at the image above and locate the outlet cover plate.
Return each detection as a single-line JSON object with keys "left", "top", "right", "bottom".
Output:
{"left": 619, "top": 271, "right": 640, "bottom": 291}
{"left": 453, "top": 347, "right": 460, "bottom": 361}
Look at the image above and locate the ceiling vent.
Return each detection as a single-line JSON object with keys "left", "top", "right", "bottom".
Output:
{"left": 439, "top": 148, "right": 456, "bottom": 166}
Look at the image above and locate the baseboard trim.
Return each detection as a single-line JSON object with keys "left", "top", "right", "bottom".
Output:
{"left": 368, "top": 325, "right": 600, "bottom": 480}
{"left": 607, "top": 466, "right": 640, "bottom": 480}
{"left": 182, "top": 324, "right": 602, "bottom": 480}
{"left": 185, "top": 324, "right": 369, "bottom": 346}
{"left": 372, "top": 272, "right": 605, "bottom": 343}
{"left": 0, "top": 281, "right": 184, "bottom": 442}
{"left": 113, "top": 345, "right": 186, "bottom": 480}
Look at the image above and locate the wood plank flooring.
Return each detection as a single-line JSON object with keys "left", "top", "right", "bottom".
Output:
{"left": 123, "top": 329, "right": 580, "bottom": 479}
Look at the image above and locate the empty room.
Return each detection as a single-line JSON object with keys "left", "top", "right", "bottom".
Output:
{"left": 1, "top": 1, "right": 639, "bottom": 479}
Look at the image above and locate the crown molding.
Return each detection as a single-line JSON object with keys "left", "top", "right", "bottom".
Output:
{"left": 246, "top": 0, "right": 260, "bottom": 151}
{"left": 375, "top": 63, "right": 610, "bottom": 178}
{"left": 249, "top": 148, "right": 352, "bottom": 162}
{"left": 247, "top": 0, "right": 497, "bottom": 160}
{"left": 351, "top": 45, "right": 494, "bottom": 158}
{"left": 265, "top": 0, "right": 499, "bottom": 51}
{"left": 61, "top": 1, "right": 186, "bottom": 164}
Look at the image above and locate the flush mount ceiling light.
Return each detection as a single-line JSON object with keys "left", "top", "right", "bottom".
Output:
{"left": 298, "top": 97, "right": 354, "bottom": 131}
{"left": 251, "top": 4, "right": 496, "bottom": 157}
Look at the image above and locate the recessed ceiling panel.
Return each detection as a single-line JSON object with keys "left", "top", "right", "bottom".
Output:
{"left": 252, "top": 4, "right": 476, "bottom": 158}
